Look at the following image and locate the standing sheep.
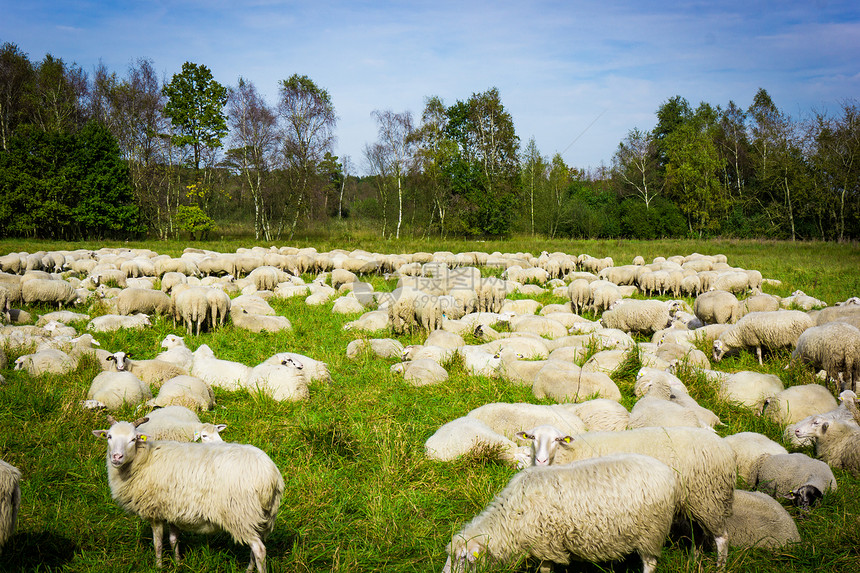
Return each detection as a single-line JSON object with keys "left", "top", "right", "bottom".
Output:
{"left": 21, "top": 278, "right": 78, "bottom": 307}
{"left": 713, "top": 310, "right": 814, "bottom": 364}
{"left": 791, "top": 322, "right": 860, "bottom": 392}
{"left": 92, "top": 416, "right": 283, "bottom": 572}
{"left": 599, "top": 299, "right": 672, "bottom": 336}
{"left": 443, "top": 454, "right": 682, "bottom": 573}
{"left": 0, "top": 459, "right": 21, "bottom": 553}
{"left": 114, "top": 288, "right": 172, "bottom": 316}
{"left": 694, "top": 290, "right": 740, "bottom": 325}
{"left": 761, "top": 384, "right": 838, "bottom": 425}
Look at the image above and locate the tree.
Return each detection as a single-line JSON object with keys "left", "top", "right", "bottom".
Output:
{"left": 411, "top": 95, "right": 456, "bottom": 236}
{"left": 26, "top": 53, "right": 88, "bottom": 133}
{"left": 368, "top": 109, "right": 414, "bottom": 238}
{"left": 715, "top": 100, "right": 751, "bottom": 200}
{"left": 444, "top": 87, "right": 520, "bottom": 236}
{"left": 545, "top": 153, "right": 574, "bottom": 237}
{"left": 225, "top": 77, "right": 278, "bottom": 240}
{"left": 0, "top": 42, "right": 34, "bottom": 151}
{"left": 162, "top": 62, "right": 227, "bottom": 174}
{"left": 612, "top": 127, "right": 662, "bottom": 208}
{"left": 276, "top": 73, "right": 336, "bottom": 238}
{"left": 520, "top": 138, "right": 547, "bottom": 235}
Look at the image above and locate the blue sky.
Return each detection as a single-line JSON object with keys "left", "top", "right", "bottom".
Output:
{"left": 2, "top": 0, "right": 858, "bottom": 173}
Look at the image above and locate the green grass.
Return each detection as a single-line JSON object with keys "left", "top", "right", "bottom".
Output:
{"left": 1, "top": 238, "right": 859, "bottom": 572}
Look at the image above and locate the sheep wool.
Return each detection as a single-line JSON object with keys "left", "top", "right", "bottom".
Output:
{"left": 714, "top": 310, "right": 814, "bottom": 364}
{"left": 0, "top": 459, "right": 21, "bottom": 553}
{"left": 750, "top": 453, "right": 837, "bottom": 509}
{"left": 794, "top": 416, "right": 860, "bottom": 478}
{"left": 443, "top": 454, "right": 682, "bottom": 573}
{"left": 93, "top": 418, "right": 283, "bottom": 572}
{"left": 725, "top": 490, "right": 800, "bottom": 550}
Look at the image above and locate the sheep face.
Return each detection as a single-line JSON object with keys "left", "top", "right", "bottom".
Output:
{"left": 713, "top": 340, "right": 728, "bottom": 362}
{"left": 517, "top": 425, "right": 573, "bottom": 466}
{"left": 92, "top": 417, "right": 149, "bottom": 468}
{"left": 794, "top": 416, "right": 828, "bottom": 440}
{"left": 161, "top": 334, "right": 185, "bottom": 349}
{"left": 108, "top": 351, "right": 130, "bottom": 371}
{"left": 194, "top": 423, "right": 227, "bottom": 443}
{"left": 443, "top": 537, "right": 487, "bottom": 573}
{"left": 784, "top": 485, "right": 823, "bottom": 510}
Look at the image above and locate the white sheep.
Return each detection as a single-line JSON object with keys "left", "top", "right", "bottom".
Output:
{"left": 783, "top": 391, "right": 860, "bottom": 447}
{"left": 172, "top": 286, "right": 211, "bottom": 335}
{"left": 205, "top": 288, "right": 232, "bottom": 329}
{"left": 137, "top": 408, "right": 226, "bottom": 442}
{"left": 724, "top": 490, "right": 800, "bottom": 550}
{"left": 722, "top": 432, "right": 788, "bottom": 484}
{"left": 717, "top": 370, "right": 784, "bottom": 410}
{"left": 791, "top": 322, "right": 860, "bottom": 392}
{"left": 794, "top": 415, "right": 860, "bottom": 477}
{"left": 263, "top": 352, "right": 331, "bottom": 383}
{"left": 190, "top": 344, "right": 252, "bottom": 391}
{"left": 345, "top": 338, "right": 404, "bottom": 360}
{"left": 750, "top": 452, "right": 837, "bottom": 509}
{"left": 443, "top": 453, "right": 682, "bottom": 573}
{"left": 106, "top": 351, "right": 188, "bottom": 389}
{"left": 148, "top": 375, "right": 215, "bottom": 411}
{"left": 0, "top": 459, "right": 21, "bottom": 553}
{"left": 21, "top": 278, "right": 78, "bottom": 307}
{"left": 115, "top": 288, "right": 172, "bottom": 316}
{"left": 694, "top": 290, "right": 740, "bottom": 325}
{"left": 761, "top": 384, "right": 838, "bottom": 425}
{"left": 244, "top": 360, "right": 309, "bottom": 401}
{"left": 155, "top": 334, "right": 194, "bottom": 372}
{"left": 86, "top": 371, "right": 152, "bottom": 409}
{"left": 517, "top": 425, "right": 735, "bottom": 567}
{"left": 532, "top": 362, "right": 622, "bottom": 402}
{"left": 87, "top": 313, "right": 152, "bottom": 333}
{"left": 739, "top": 293, "right": 781, "bottom": 318}
{"left": 628, "top": 396, "right": 714, "bottom": 429}
{"left": 557, "top": 398, "right": 630, "bottom": 431}
{"left": 458, "top": 347, "right": 502, "bottom": 378}
{"left": 231, "top": 308, "right": 292, "bottom": 333}
{"left": 599, "top": 299, "right": 673, "bottom": 335}
{"left": 92, "top": 416, "right": 283, "bottom": 571}
{"left": 424, "top": 417, "right": 523, "bottom": 464}
{"left": 713, "top": 310, "right": 814, "bottom": 364}
{"left": 343, "top": 310, "right": 390, "bottom": 332}
{"left": 14, "top": 348, "right": 77, "bottom": 377}
{"left": 466, "top": 402, "right": 586, "bottom": 441}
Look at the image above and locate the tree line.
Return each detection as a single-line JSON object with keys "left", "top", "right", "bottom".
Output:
{"left": 1, "top": 41, "right": 858, "bottom": 241}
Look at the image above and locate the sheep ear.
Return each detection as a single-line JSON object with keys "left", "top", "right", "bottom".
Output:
{"left": 821, "top": 421, "right": 829, "bottom": 432}
{"left": 92, "top": 429, "right": 108, "bottom": 439}
{"left": 215, "top": 424, "right": 227, "bottom": 432}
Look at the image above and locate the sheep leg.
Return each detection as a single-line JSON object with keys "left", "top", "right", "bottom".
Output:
{"left": 714, "top": 530, "right": 729, "bottom": 570}
{"left": 248, "top": 538, "right": 266, "bottom": 573}
{"left": 756, "top": 346, "right": 763, "bottom": 365}
{"left": 641, "top": 554, "right": 658, "bottom": 573}
{"left": 150, "top": 520, "right": 165, "bottom": 569}
{"left": 168, "top": 524, "right": 181, "bottom": 563}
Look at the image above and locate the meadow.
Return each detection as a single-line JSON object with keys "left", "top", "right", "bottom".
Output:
{"left": 0, "top": 237, "right": 859, "bottom": 573}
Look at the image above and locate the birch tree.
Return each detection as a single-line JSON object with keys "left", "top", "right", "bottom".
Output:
{"left": 369, "top": 109, "right": 414, "bottom": 238}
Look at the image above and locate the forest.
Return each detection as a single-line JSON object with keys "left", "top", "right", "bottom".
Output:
{"left": 0, "top": 41, "right": 858, "bottom": 242}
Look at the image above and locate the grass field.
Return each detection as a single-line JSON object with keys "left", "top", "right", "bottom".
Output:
{"left": 1, "top": 237, "right": 859, "bottom": 572}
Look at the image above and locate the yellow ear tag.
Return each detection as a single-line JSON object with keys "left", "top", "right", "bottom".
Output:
{"left": 139, "top": 435, "right": 147, "bottom": 442}
{"left": 563, "top": 436, "right": 572, "bottom": 443}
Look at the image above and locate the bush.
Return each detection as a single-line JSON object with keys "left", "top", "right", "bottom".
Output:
{"left": 174, "top": 205, "right": 214, "bottom": 240}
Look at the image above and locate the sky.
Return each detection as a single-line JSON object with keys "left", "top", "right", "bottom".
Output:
{"left": 2, "top": 0, "right": 859, "bottom": 173}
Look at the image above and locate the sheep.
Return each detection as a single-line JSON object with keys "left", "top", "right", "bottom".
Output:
{"left": 148, "top": 375, "right": 216, "bottom": 411}
{"left": 244, "top": 360, "right": 309, "bottom": 401}
{"left": 21, "top": 278, "right": 78, "bottom": 307}
{"left": 106, "top": 352, "right": 188, "bottom": 389}
{"left": 442, "top": 453, "right": 682, "bottom": 573}
{"left": 717, "top": 371, "right": 784, "bottom": 410}
{"left": 791, "top": 322, "right": 860, "bottom": 392}
{"left": 0, "top": 459, "right": 21, "bottom": 553}
{"left": 263, "top": 352, "right": 331, "bottom": 383}
{"left": 781, "top": 290, "right": 827, "bottom": 311}
{"left": 87, "top": 313, "right": 152, "bottom": 333}
{"left": 205, "top": 288, "right": 231, "bottom": 329}
{"left": 343, "top": 310, "right": 390, "bottom": 332}
{"left": 136, "top": 413, "right": 226, "bottom": 442}
{"left": 36, "top": 310, "right": 90, "bottom": 325}
{"left": 14, "top": 348, "right": 77, "bottom": 377}
{"left": 723, "top": 432, "right": 788, "bottom": 484}
{"left": 413, "top": 294, "right": 445, "bottom": 332}
{"left": 713, "top": 310, "right": 814, "bottom": 364}
{"left": 783, "top": 391, "right": 860, "bottom": 447}
{"left": 750, "top": 453, "right": 837, "bottom": 509}
{"left": 694, "top": 290, "right": 740, "bottom": 325}
{"left": 190, "top": 345, "right": 252, "bottom": 391}
{"left": 567, "top": 278, "right": 591, "bottom": 314}
{"left": 231, "top": 308, "right": 292, "bottom": 333}
{"left": 517, "top": 425, "right": 735, "bottom": 567}
{"left": 557, "top": 398, "right": 630, "bottom": 431}
{"left": 424, "top": 417, "right": 523, "bottom": 464}
{"left": 589, "top": 281, "right": 622, "bottom": 314}
{"left": 397, "top": 358, "right": 449, "bottom": 386}
{"left": 628, "top": 396, "right": 714, "bottom": 429}
{"left": 761, "top": 384, "right": 838, "bottom": 425}
{"left": 172, "top": 286, "right": 211, "bottom": 335}
{"left": 599, "top": 299, "right": 673, "bottom": 336}
{"left": 86, "top": 371, "right": 152, "bottom": 409}
{"left": 724, "top": 490, "right": 800, "bottom": 550}
{"left": 532, "top": 363, "right": 622, "bottom": 402}
{"left": 739, "top": 293, "right": 781, "bottom": 318}
{"left": 155, "top": 334, "right": 194, "bottom": 372}
{"left": 467, "top": 402, "right": 586, "bottom": 441}
{"left": 346, "top": 338, "right": 404, "bottom": 360}
{"left": 474, "top": 277, "right": 507, "bottom": 313}
{"left": 459, "top": 347, "right": 502, "bottom": 378}
{"left": 794, "top": 415, "right": 860, "bottom": 477}
{"left": 92, "top": 416, "right": 283, "bottom": 572}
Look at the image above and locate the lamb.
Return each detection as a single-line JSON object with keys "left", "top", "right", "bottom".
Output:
{"left": 693, "top": 290, "right": 739, "bottom": 325}
{"left": 517, "top": 425, "right": 735, "bottom": 567}
{"left": 244, "top": 360, "right": 309, "bottom": 401}
{"left": 713, "top": 310, "right": 814, "bottom": 364}
{"left": 87, "top": 313, "right": 152, "bottom": 333}
{"left": 791, "top": 322, "right": 860, "bottom": 392}
{"left": 442, "top": 453, "right": 682, "bottom": 573}
{"left": 722, "top": 432, "right": 788, "bottom": 484}
{"left": 724, "top": 490, "right": 800, "bottom": 550}
{"left": 148, "top": 375, "right": 216, "bottom": 411}
{"left": 794, "top": 415, "right": 860, "bottom": 477}
{"left": 106, "top": 351, "right": 188, "bottom": 389}
{"left": 86, "top": 371, "right": 152, "bottom": 409}
{"left": 92, "top": 416, "right": 283, "bottom": 571}
{"left": 599, "top": 299, "right": 672, "bottom": 335}
{"left": 190, "top": 344, "right": 252, "bottom": 391}
{"left": 750, "top": 452, "right": 837, "bottom": 509}
{"left": 761, "top": 384, "right": 838, "bottom": 425}
{"left": 0, "top": 459, "right": 21, "bottom": 553}
{"left": 21, "top": 278, "right": 78, "bottom": 307}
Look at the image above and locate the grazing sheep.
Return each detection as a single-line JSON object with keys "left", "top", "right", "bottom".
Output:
{"left": 713, "top": 310, "right": 814, "bottom": 364}
{"left": 413, "top": 294, "right": 445, "bottom": 332}
{"left": 717, "top": 371, "right": 784, "bottom": 410}
{"left": 761, "top": 384, "right": 838, "bottom": 425}
{"left": 148, "top": 375, "right": 215, "bottom": 411}
{"left": 443, "top": 454, "right": 682, "bottom": 573}
{"left": 567, "top": 279, "right": 591, "bottom": 314}
{"left": 21, "top": 278, "right": 79, "bottom": 307}
{"left": 87, "top": 313, "right": 152, "bottom": 333}
{"left": 750, "top": 453, "right": 837, "bottom": 509}
{"left": 725, "top": 490, "right": 800, "bottom": 550}
{"left": 0, "top": 459, "right": 21, "bottom": 553}
{"left": 723, "top": 432, "right": 788, "bottom": 484}
{"left": 791, "top": 322, "right": 860, "bottom": 392}
{"left": 92, "top": 416, "right": 283, "bottom": 572}
{"left": 599, "top": 299, "right": 673, "bottom": 336}
{"left": 694, "top": 290, "right": 740, "bottom": 325}
{"left": 794, "top": 415, "right": 860, "bottom": 477}
{"left": 475, "top": 277, "right": 507, "bottom": 313}
{"left": 86, "top": 371, "right": 152, "bottom": 409}
{"left": 518, "top": 425, "right": 735, "bottom": 567}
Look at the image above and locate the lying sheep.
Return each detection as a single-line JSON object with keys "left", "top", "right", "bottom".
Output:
{"left": 343, "top": 310, "right": 390, "bottom": 332}
{"left": 791, "top": 322, "right": 860, "bottom": 392}
{"left": 155, "top": 334, "right": 194, "bottom": 372}
{"left": 628, "top": 396, "right": 713, "bottom": 430}
{"left": 467, "top": 402, "right": 586, "bottom": 441}
{"left": 725, "top": 490, "right": 800, "bottom": 550}
{"left": 86, "top": 371, "right": 152, "bottom": 409}
{"left": 750, "top": 452, "right": 837, "bottom": 510}
{"left": 92, "top": 416, "right": 283, "bottom": 571}
{"left": 345, "top": 338, "right": 404, "bottom": 360}
{"left": 137, "top": 411, "right": 226, "bottom": 442}
{"left": 190, "top": 344, "right": 252, "bottom": 391}
{"left": 722, "top": 432, "right": 788, "bottom": 484}
{"left": 784, "top": 391, "right": 860, "bottom": 447}
{"left": 532, "top": 363, "right": 622, "bottom": 403}
{"left": 424, "top": 417, "right": 523, "bottom": 464}
{"left": 717, "top": 371, "right": 784, "bottom": 410}
{"left": 244, "top": 360, "right": 309, "bottom": 401}
{"left": 443, "top": 453, "right": 682, "bottom": 573}
{"left": 231, "top": 309, "right": 292, "bottom": 333}
{"left": 14, "top": 348, "right": 77, "bottom": 377}
{"left": 87, "top": 313, "right": 151, "bottom": 333}
{"left": 761, "top": 384, "right": 838, "bottom": 425}
{"left": 713, "top": 310, "right": 814, "bottom": 364}
{"left": 148, "top": 375, "right": 215, "bottom": 411}
{"left": 558, "top": 399, "right": 630, "bottom": 431}
{"left": 106, "top": 351, "right": 187, "bottom": 389}
{"left": 517, "top": 425, "right": 735, "bottom": 567}
{"left": 794, "top": 415, "right": 860, "bottom": 477}
{"left": 0, "top": 459, "right": 21, "bottom": 553}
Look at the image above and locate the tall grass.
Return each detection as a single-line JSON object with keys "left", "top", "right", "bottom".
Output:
{"left": 0, "top": 239, "right": 858, "bottom": 572}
